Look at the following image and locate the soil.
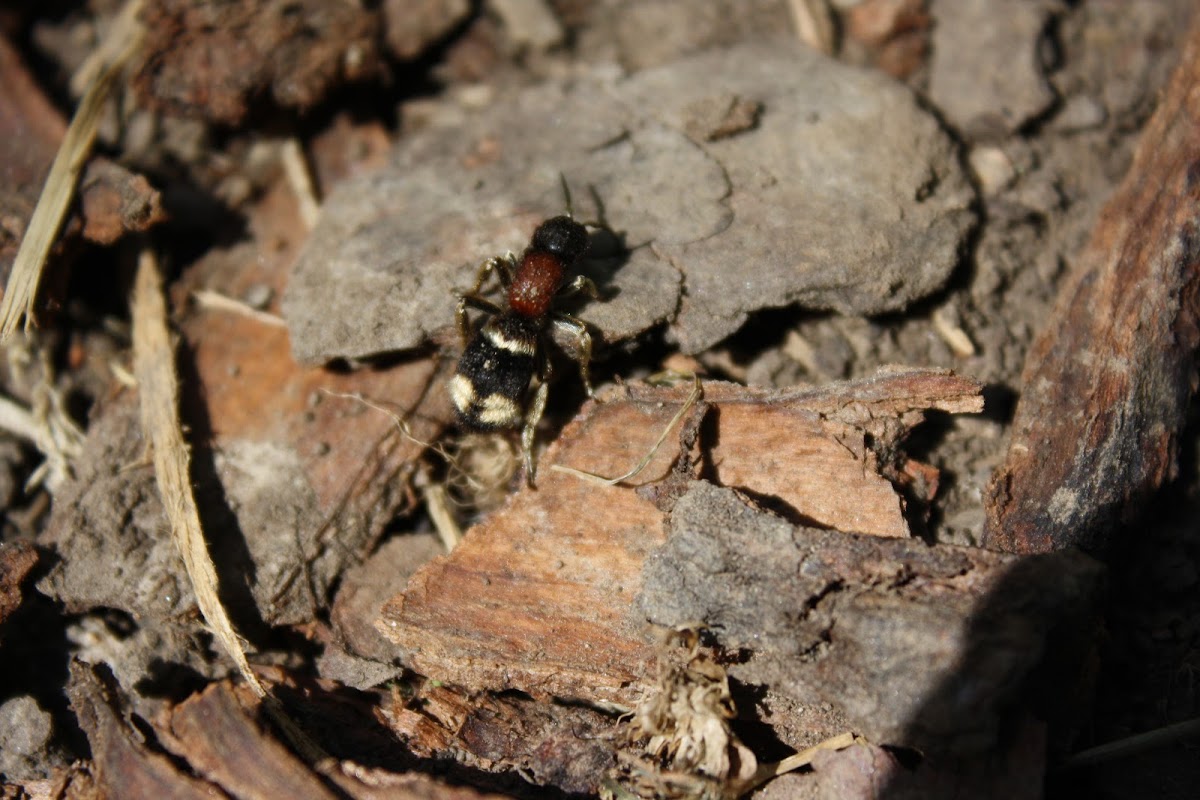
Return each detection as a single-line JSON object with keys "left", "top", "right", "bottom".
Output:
{"left": 0, "top": 1, "right": 1198, "bottom": 798}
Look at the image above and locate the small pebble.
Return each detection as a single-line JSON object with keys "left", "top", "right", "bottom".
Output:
{"left": 1052, "top": 93, "right": 1108, "bottom": 133}
{"left": 242, "top": 283, "right": 274, "bottom": 310}
{"left": 969, "top": 146, "right": 1016, "bottom": 195}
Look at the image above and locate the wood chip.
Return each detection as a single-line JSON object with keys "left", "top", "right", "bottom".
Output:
{"left": 378, "top": 368, "right": 983, "bottom": 707}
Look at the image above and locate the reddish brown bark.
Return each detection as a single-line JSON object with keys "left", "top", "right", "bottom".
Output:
{"left": 985, "top": 14, "right": 1200, "bottom": 553}
{"left": 0, "top": 540, "right": 37, "bottom": 630}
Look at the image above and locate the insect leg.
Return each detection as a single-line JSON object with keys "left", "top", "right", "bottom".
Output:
{"left": 468, "top": 254, "right": 516, "bottom": 294}
{"left": 551, "top": 314, "right": 594, "bottom": 398}
{"left": 455, "top": 295, "right": 504, "bottom": 344}
{"left": 557, "top": 274, "right": 600, "bottom": 301}
{"left": 522, "top": 359, "right": 552, "bottom": 487}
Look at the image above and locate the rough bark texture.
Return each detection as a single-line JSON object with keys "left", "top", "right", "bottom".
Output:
{"left": 66, "top": 663, "right": 504, "bottom": 800}
{"left": 66, "top": 663, "right": 221, "bottom": 800}
{"left": 984, "top": 14, "right": 1200, "bottom": 554}
{"left": 640, "top": 482, "right": 1104, "bottom": 756}
{"left": 378, "top": 371, "right": 1012, "bottom": 727}
{"left": 0, "top": 540, "right": 37, "bottom": 631}
{"left": 382, "top": 683, "right": 618, "bottom": 796}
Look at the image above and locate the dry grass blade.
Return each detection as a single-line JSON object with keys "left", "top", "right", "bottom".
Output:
{"left": 0, "top": 0, "right": 145, "bottom": 338}
{"left": 1058, "top": 717, "right": 1200, "bottom": 770}
{"left": 132, "top": 247, "right": 264, "bottom": 697}
{"left": 192, "top": 288, "right": 288, "bottom": 328}
{"left": 133, "top": 248, "right": 330, "bottom": 764}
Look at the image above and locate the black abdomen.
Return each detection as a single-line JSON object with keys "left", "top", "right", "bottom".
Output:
{"left": 449, "top": 315, "right": 540, "bottom": 431}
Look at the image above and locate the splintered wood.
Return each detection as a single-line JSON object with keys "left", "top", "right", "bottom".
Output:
{"left": 67, "top": 662, "right": 500, "bottom": 800}
{"left": 378, "top": 368, "right": 983, "bottom": 707}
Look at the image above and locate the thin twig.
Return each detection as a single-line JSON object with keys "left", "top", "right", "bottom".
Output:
{"left": 424, "top": 482, "right": 463, "bottom": 551}
{"left": 786, "top": 0, "right": 837, "bottom": 54}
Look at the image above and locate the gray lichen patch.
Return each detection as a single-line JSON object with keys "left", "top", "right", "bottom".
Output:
{"left": 285, "top": 42, "right": 974, "bottom": 361}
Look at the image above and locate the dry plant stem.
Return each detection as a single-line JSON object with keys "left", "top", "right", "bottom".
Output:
{"left": 931, "top": 307, "right": 976, "bottom": 357}
{"left": 0, "top": 395, "right": 43, "bottom": 447}
{"left": 984, "top": 12, "right": 1200, "bottom": 553}
{"left": 132, "top": 249, "right": 327, "bottom": 764}
{"left": 68, "top": 0, "right": 145, "bottom": 96}
{"left": 0, "top": 0, "right": 144, "bottom": 338}
{"left": 0, "top": 341, "right": 86, "bottom": 490}
{"left": 0, "top": 390, "right": 83, "bottom": 491}
{"left": 424, "top": 482, "right": 463, "bottom": 551}
{"left": 133, "top": 248, "right": 264, "bottom": 694}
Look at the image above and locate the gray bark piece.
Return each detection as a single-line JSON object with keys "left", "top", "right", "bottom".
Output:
{"left": 637, "top": 482, "right": 1103, "bottom": 755}
{"left": 928, "top": 0, "right": 1059, "bottom": 138}
{"left": 284, "top": 77, "right": 701, "bottom": 362}
{"left": 619, "top": 45, "right": 976, "bottom": 352}
{"left": 286, "top": 42, "right": 974, "bottom": 361}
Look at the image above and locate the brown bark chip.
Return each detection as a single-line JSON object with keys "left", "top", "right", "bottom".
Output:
{"left": 77, "top": 160, "right": 165, "bottom": 245}
{"left": 985, "top": 14, "right": 1200, "bottom": 554}
{"left": 378, "top": 369, "right": 984, "bottom": 709}
{"left": 0, "top": 540, "right": 38, "bottom": 631}
{"left": 383, "top": 683, "right": 618, "bottom": 795}
{"left": 163, "top": 683, "right": 339, "bottom": 800}
{"left": 68, "top": 671, "right": 501, "bottom": 800}
{"left": 133, "top": 0, "right": 382, "bottom": 124}
{"left": 66, "top": 663, "right": 224, "bottom": 800}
